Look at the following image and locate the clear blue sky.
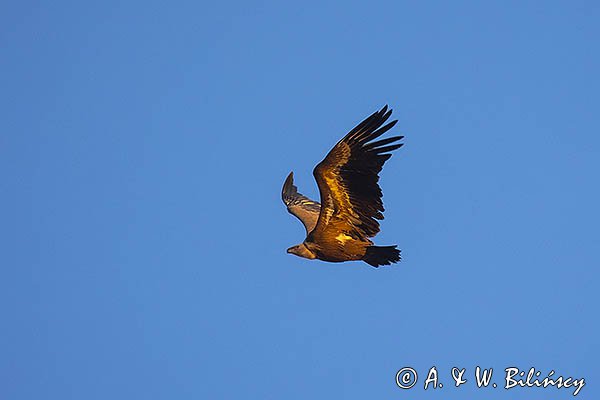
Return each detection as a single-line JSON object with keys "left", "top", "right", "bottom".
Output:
{"left": 1, "top": 1, "right": 598, "bottom": 399}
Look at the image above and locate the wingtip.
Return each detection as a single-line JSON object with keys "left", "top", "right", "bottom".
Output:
{"left": 282, "top": 171, "right": 296, "bottom": 200}
{"left": 381, "top": 104, "right": 393, "bottom": 115}
{"left": 284, "top": 171, "right": 294, "bottom": 186}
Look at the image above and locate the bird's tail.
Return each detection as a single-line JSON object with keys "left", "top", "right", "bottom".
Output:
{"left": 363, "top": 245, "right": 401, "bottom": 267}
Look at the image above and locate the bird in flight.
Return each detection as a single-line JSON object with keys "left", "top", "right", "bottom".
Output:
{"left": 282, "top": 105, "right": 404, "bottom": 267}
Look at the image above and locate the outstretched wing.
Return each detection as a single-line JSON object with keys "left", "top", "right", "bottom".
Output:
{"left": 281, "top": 172, "right": 321, "bottom": 234}
{"left": 311, "top": 105, "right": 403, "bottom": 241}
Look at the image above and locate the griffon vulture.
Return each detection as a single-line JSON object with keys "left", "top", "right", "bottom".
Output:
{"left": 282, "top": 105, "right": 403, "bottom": 267}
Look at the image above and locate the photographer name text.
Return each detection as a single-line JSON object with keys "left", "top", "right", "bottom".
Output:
{"left": 395, "top": 366, "right": 585, "bottom": 396}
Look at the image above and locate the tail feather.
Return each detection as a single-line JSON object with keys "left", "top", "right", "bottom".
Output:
{"left": 363, "top": 245, "right": 401, "bottom": 267}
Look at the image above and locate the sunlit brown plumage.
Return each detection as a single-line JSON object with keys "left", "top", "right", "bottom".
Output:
{"left": 282, "top": 106, "right": 404, "bottom": 267}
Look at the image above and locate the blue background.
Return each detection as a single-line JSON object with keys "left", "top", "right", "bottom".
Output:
{"left": 2, "top": 1, "right": 598, "bottom": 399}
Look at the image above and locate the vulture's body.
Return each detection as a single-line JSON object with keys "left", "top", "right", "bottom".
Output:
{"left": 282, "top": 106, "right": 403, "bottom": 267}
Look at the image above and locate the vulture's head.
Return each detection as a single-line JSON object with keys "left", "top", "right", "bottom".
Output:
{"left": 286, "top": 243, "right": 316, "bottom": 260}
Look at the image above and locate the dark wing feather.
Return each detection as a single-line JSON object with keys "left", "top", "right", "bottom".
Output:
{"left": 311, "top": 105, "right": 403, "bottom": 241}
{"left": 281, "top": 171, "right": 321, "bottom": 234}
